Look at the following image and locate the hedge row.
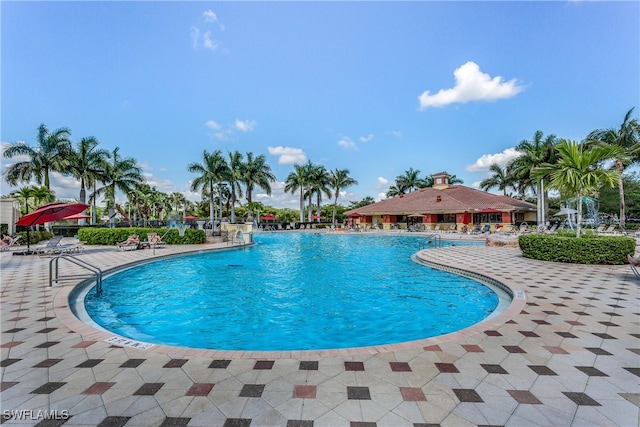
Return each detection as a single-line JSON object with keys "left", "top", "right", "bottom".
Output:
{"left": 77, "top": 227, "right": 206, "bottom": 245}
{"left": 15, "top": 230, "right": 54, "bottom": 245}
{"left": 518, "top": 233, "right": 636, "bottom": 265}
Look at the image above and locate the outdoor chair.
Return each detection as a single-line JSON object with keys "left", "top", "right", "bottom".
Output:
{"left": 0, "top": 235, "right": 22, "bottom": 251}
{"left": 600, "top": 225, "right": 617, "bottom": 234}
{"left": 34, "top": 235, "right": 65, "bottom": 256}
{"left": 117, "top": 235, "right": 141, "bottom": 251}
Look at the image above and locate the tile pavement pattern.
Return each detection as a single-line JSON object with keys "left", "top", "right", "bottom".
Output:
{"left": 1, "top": 239, "right": 639, "bottom": 426}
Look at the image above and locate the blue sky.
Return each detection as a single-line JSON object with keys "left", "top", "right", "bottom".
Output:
{"left": 2, "top": 1, "right": 638, "bottom": 209}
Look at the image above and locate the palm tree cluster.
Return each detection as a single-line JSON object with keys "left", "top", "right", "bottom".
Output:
{"left": 386, "top": 169, "right": 463, "bottom": 197}
{"left": 3, "top": 124, "right": 146, "bottom": 224}
{"left": 479, "top": 107, "right": 639, "bottom": 230}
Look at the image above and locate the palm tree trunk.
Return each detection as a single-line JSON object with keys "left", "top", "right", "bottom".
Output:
{"left": 576, "top": 189, "right": 583, "bottom": 238}
{"left": 617, "top": 168, "right": 626, "bottom": 228}
{"left": 299, "top": 190, "right": 304, "bottom": 223}
{"left": 332, "top": 193, "right": 339, "bottom": 226}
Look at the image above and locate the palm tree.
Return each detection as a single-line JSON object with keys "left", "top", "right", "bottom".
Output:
{"left": 329, "top": 168, "right": 358, "bottom": 226}
{"left": 395, "top": 168, "right": 429, "bottom": 193}
{"left": 509, "top": 131, "right": 557, "bottom": 226}
{"left": 307, "top": 164, "right": 331, "bottom": 221}
{"left": 226, "top": 151, "right": 244, "bottom": 223}
{"left": 386, "top": 185, "right": 405, "bottom": 198}
{"left": 187, "top": 150, "right": 228, "bottom": 226}
{"left": 93, "top": 147, "right": 144, "bottom": 227}
{"left": 9, "top": 186, "right": 36, "bottom": 215}
{"left": 448, "top": 174, "right": 464, "bottom": 185}
{"left": 68, "top": 136, "right": 110, "bottom": 224}
{"left": 480, "top": 163, "right": 511, "bottom": 195}
{"left": 284, "top": 164, "right": 308, "bottom": 223}
{"left": 533, "top": 140, "right": 622, "bottom": 238}
{"left": 170, "top": 191, "right": 187, "bottom": 217}
{"left": 587, "top": 107, "right": 640, "bottom": 228}
{"left": 242, "top": 152, "right": 276, "bottom": 209}
{"left": 31, "top": 185, "right": 56, "bottom": 207}
{"left": 3, "top": 124, "right": 72, "bottom": 190}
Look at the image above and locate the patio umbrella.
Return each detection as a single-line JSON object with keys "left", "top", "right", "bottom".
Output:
{"left": 15, "top": 202, "right": 89, "bottom": 253}
{"left": 63, "top": 213, "right": 92, "bottom": 220}
{"left": 311, "top": 215, "right": 322, "bottom": 220}
{"left": 553, "top": 207, "right": 578, "bottom": 216}
{"left": 462, "top": 211, "right": 470, "bottom": 225}
{"left": 261, "top": 214, "right": 276, "bottom": 220}
{"left": 347, "top": 212, "right": 361, "bottom": 218}
{"left": 183, "top": 215, "right": 198, "bottom": 220}
{"left": 407, "top": 213, "right": 426, "bottom": 218}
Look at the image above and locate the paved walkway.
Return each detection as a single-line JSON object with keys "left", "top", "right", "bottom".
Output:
{"left": 1, "top": 237, "right": 639, "bottom": 426}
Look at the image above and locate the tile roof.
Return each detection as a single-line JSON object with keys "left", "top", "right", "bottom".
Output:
{"left": 347, "top": 185, "right": 537, "bottom": 215}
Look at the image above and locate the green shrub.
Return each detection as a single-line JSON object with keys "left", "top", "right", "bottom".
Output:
{"left": 518, "top": 233, "right": 635, "bottom": 265}
{"left": 77, "top": 227, "right": 206, "bottom": 245}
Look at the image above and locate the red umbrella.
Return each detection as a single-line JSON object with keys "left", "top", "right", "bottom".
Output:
{"left": 16, "top": 203, "right": 90, "bottom": 226}
{"left": 261, "top": 214, "right": 276, "bottom": 221}
{"left": 183, "top": 215, "right": 198, "bottom": 220}
{"left": 311, "top": 215, "right": 322, "bottom": 219}
{"left": 347, "top": 212, "right": 361, "bottom": 218}
{"left": 15, "top": 202, "right": 89, "bottom": 253}
{"left": 63, "top": 213, "right": 92, "bottom": 220}
{"left": 462, "top": 211, "right": 470, "bottom": 225}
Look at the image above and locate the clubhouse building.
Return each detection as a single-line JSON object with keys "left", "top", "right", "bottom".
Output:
{"left": 345, "top": 172, "right": 537, "bottom": 232}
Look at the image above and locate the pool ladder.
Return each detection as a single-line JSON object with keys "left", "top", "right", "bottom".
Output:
{"left": 49, "top": 254, "right": 103, "bottom": 295}
{"left": 418, "top": 234, "right": 441, "bottom": 250}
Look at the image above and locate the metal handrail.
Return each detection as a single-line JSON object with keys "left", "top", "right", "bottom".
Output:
{"left": 49, "top": 254, "right": 103, "bottom": 295}
{"left": 419, "top": 234, "right": 441, "bottom": 250}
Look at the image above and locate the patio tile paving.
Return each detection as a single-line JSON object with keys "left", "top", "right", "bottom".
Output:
{"left": 1, "top": 240, "right": 638, "bottom": 426}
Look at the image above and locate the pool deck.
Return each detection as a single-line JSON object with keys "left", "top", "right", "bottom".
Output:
{"left": 1, "top": 234, "right": 639, "bottom": 426}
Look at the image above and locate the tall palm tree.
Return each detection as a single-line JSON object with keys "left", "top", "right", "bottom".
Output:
{"left": 509, "top": 131, "right": 557, "bottom": 225}
{"left": 226, "top": 150, "right": 244, "bottom": 223}
{"left": 395, "top": 168, "right": 428, "bottom": 192}
{"left": 534, "top": 140, "right": 622, "bottom": 238}
{"left": 68, "top": 136, "right": 110, "bottom": 224}
{"left": 307, "top": 164, "right": 331, "bottom": 221}
{"left": 329, "top": 168, "right": 358, "bottom": 226}
{"left": 93, "top": 147, "right": 144, "bottom": 227}
{"left": 587, "top": 107, "right": 640, "bottom": 228}
{"left": 284, "top": 164, "right": 308, "bottom": 223}
{"left": 3, "top": 124, "right": 73, "bottom": 190}
{"left": 480, "top": 163, "right": 511, "bottom": 195}
{"left": 188, "top": 150, "right": 228, "bottom": 226}
{"left": 242, "top": 152, "right": 276, "bottom": 208}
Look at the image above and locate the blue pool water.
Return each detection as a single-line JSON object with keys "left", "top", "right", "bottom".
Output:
{"left": 82, "top": 233, "right": 501, "bottom": 351}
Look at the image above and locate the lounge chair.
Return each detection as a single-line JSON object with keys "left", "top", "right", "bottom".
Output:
{"left": 34, "top": 235, "right": 65, "bottom": 256}
{"left": 481, "top": 224, "right": 491, "bottom": 234}
{"left": 0, "top": 235, "right": 22, "bottom": 251}
{"left": 547, "top": 224, "right": 558, "bottom": 233}
{"left": 595, "top": 224, "right": 606, "bottom": 233}
{"left": 470, "top": 224, "right": 482, "bottom": 234}
{"left": 117, "top": 235, "right": 141, "bottom": 251}
{"left": 628, "top": 255, "right": 640, "bottom": 279}
{"left": 600, "top": 225, "right": 617, "bottom": 234}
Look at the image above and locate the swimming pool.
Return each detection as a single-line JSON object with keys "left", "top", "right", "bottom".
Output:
{"left": 79, "top": 233, "right": 507, "bottom": 351}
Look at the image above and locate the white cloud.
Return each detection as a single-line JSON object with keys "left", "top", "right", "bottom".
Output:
{"left": 234, "top": 119, "right": 257, "bottom": 132}
{"left": 203, "top": 10, "right": 218, "bottom": 24}
{"left": 376, "top": 192, "right": 388, "bottom": 202}
{"left": 337, "top": 137, "right": 357, "bottom": 151}
{"left": 387, "top": 130, "right": 403, "bottom": 137}
{"left": 418, "top": 61, "right": 524, "bottom": 110}
{"left": 466, "top": 147, "right": 522, "bottom": 172}
{"left": 189, "top": 26, "right": 200, "bottom": 48}
{"left": 267, "top": 146, "right": 307, "bottom": 165}
{"left": 376, "top": 176, "right": 389, "bottom": 188}
{"left": 471, "top": 181, "right": 482, "bottom": 189}
{"left": 205, "top": 120, "right": 221, "bottom": 130}
{"left": 202, "top": 31, "right": 218, "bottom": 51}
{"left": 359, "top": 134, "right": 374, "bottom": 143}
